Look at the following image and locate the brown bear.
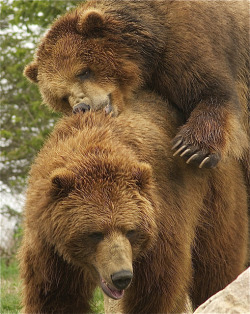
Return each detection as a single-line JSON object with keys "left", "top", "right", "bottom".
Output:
{"left": 19, "top": 91, "right": 248, "bottom": 313}
{"left": 24, "top": 0, "right": 249, "bottom": 171}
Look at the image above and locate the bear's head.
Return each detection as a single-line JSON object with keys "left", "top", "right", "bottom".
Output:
{"left": 40, "top": 157, "right": 158, "bottom": 300}
{"left": 24, "top": 6, "right": 143, "bottom": 114}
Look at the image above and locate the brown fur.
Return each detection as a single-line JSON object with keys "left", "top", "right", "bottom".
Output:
{"left": 24, "top": 0, "right": 249, "bottom": 170}
{"left": 19, "top": 91, "right": 248, "bottom": 313}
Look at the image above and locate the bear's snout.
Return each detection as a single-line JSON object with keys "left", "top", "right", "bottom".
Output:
{"left": 111, "top": 270, "right": 133, "bottom": 290}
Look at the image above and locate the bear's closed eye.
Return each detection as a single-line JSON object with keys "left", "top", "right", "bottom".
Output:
{"left": 77, "top": 69, "right": 91, "bottom": 81}
{"left": 88, "top": 232, "right": 104, "bottom": 242}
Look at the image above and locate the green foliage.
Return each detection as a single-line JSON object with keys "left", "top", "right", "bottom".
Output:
{"left": 1, "top": 258, "right": 19, "bottom": 279}
{"left": 0, "top": 0, "right": 79, "bottom": 193}
{"left": 91, "top": 289, "right": 105, "bottom": 314}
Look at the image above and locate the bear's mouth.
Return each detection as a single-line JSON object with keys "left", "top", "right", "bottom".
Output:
{"left": 100, "top": 278, "right": 124, "bottom": 300}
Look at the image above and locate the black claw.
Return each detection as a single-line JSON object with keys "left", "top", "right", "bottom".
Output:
{"left": 73, "top": 103, "right": 91, "bottom": 114}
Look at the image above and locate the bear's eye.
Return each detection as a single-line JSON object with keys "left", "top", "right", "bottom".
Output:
{"left": 62, "top": 96, "right": 69, "bottom": 103}
{"left": 88, "top": 232, "right": 104, "bottom": 242}
{"left": 77, "top": 68, "right": 91, "bottom": 81}
{"left": 126, "top": 230, "right": 137, "bottom": 240}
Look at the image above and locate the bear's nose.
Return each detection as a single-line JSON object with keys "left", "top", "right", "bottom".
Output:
{"left": 111, "top": 270, "right": 133, "bottom": 290}
{"left": 73, "top": 103, "right": 91, "bottom": 114}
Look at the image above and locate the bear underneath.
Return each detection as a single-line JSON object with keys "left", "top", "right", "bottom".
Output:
{"left": 24, "top": 0, "right": 249, "bottom": 171}
{"left": 19, "top": 91, "right": 248, "bottom": 313}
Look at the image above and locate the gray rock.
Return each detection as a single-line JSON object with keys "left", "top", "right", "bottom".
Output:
{"left": 194, "top": 268, "right": 250, "bottom": 313}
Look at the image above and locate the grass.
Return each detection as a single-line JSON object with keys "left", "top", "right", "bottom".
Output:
{"left": 0, "top": 257, "right": 104, "bottom": 314}
{"left": 0, "top": 258, "right": 22, "bottom": 314}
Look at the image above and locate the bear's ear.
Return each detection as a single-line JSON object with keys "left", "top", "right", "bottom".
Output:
{"left": 50, "top": 168, "right": 76, "bottom": 198}
{"left": 132, "top": 163, "right": 153, "bottom": 191}
{"left": 77, "top": 10, "right": 106, "bottom": 38}
{"left": 23, "top": 61, "right": 39, "bottom": 83}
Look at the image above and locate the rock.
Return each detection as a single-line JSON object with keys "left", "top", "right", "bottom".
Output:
{"left": 194, "top": 268, "right": 250, "bottom": 313}
{"left": 103, "top": 269, "right": 250, "bottom": 313}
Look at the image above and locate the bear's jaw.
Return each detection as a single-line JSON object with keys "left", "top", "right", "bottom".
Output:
{"left": 100, "top": 278, "right": 124, "bottom": 300}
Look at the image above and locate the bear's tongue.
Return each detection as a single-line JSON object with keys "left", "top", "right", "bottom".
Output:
{"left": 100, "top": 278, "right": 124, "bottom": 300}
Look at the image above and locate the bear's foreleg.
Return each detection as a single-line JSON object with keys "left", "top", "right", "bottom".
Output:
{"left": 190, "top": 169, "right": 248, "bottom": 309}
{"left": 121, "top": 231, "right": 193, "bottom": 314}
{"left": 172, "top": 101, "right": 248, "bottom": 169}
{"left": 19, "top": 239, "right": 95, "bottom": 313}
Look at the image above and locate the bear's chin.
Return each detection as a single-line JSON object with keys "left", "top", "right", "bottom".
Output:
{"left": 100, "top": 278, "right": 124, "bottom": 300}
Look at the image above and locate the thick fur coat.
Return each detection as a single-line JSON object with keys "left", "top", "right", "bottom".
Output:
{"left": 24, "top": 0, "right": 249, "bottom": 171}
{"left": 19, "top": 91, "right": 248, "bottom": 313}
